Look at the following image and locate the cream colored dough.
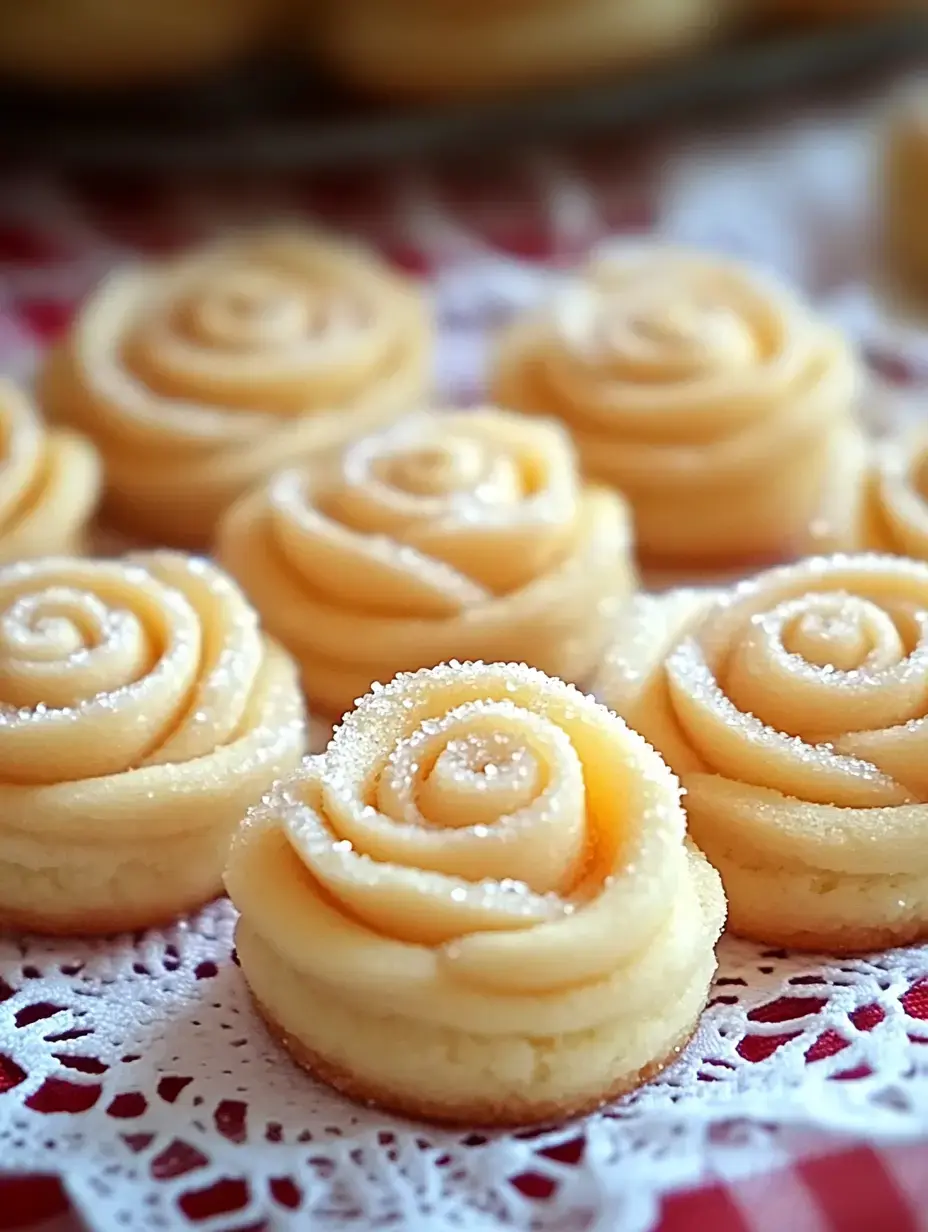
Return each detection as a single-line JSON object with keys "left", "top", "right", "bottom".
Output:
{"left": 216, "top": 408, "right": 636, "bottom": 718}
{"left": 0, "top": 0, "right": 283, "bottom": 88}
{"left": 39, "top": 228, "right": 431, "bottom": 548}
{"left": 494, "top": 244, "right": 869, "bottom": 578}
{"left": 0, "top": 380, "right": 101, "bottom": 562}
{"left": 225, "top": 660, "right": 725, "bottom": 1126}
{"left": 881, "top": 87, "right": 928, "bottom": 297}
{"left": 595, "top": 553, "right": 928, "bottom": 952}
{"left": 0, "top": 551, "right": 306, "bottom": 935}
{"left": 313, "top": 0, "right": 733, "bottom": 100}
{"left": 867, "top": 429, "right": 928, "bottom": 561}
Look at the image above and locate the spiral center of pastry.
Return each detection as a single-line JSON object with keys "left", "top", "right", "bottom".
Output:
{"left": 778, "top": 594, "right": 904, "bottom": 673}
{"left": 175, "top": 271, "right": 312, "bottom": 350}
{"left": 557, "top": 284, "right": 758, "bottom": 382}
{"left": 175, "top": 269, "right": 371, "bottom": 355}
{"left": 0, "top": 584, "right": 151, "bottom": 711}
{"left": 3, "top": 589, "right": 107, "bottom": 659}
{"left": 418, "top": 730, "right": 543, "bottom": 829}
{"left": 374, "top": 440, "right": 485, "bottom": 498}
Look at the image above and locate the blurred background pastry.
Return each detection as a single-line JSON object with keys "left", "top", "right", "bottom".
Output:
{"left": 307, "top": 0, "right": 743, "bottom": 102}
{"left": 881, "top": 83, "right": 928, "bottom": 303}
{"left": 0, "top": 0, "right": 285, "bottom": 90}
{"left": 765, "top": 0, "right": 927, "bottom": 25}
{"left": 0, "top": 0, "right": 915, "bottom": 104}
{"left": 494, "top": 244, "right": 868, "bottom": 581}
{"left": 216, "top": 407, "right": 636, "bottom": 718}
{"left": 39, "top": 227, "right": 431, "bottom": 548}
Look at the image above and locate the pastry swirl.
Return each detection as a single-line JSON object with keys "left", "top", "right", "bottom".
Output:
{"left": 226, "top": 660, "right": 725, "bottom": 1125}
{"left": 0, "top": 551, "right": 306, "bottom": 935}
{"left": 596, "top": 553, "right": 928, "bottom": 952}
{"left": 494, "top": 245, "right": 867, "bottom": 576}
{"left": 867, "top": 429, "right": 928, "bottom": 561}
{"left": 40, "top": 229, "right": 431, "bottom": 547}
{"left": 217, "top": 408, "right": 635, "bottom": 717}
{"left": 0, "top": 380, "right": 100, "bottom": 562}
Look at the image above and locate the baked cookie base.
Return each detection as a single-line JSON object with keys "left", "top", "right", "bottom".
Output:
{"left": 0, "top": 888, "right": 223, "bottom": 938}
{"left": 252, "top": 992, "right": 698, "bottom": 1128}
{"left": 728, "top": 915, "right": 928, "bottom": 956}
{"left": 709, "top": 853, "right": 928, "bottom": 956}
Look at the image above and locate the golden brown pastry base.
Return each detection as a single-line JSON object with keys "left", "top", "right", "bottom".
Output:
{"left": 729, "top": 915, "right": 928, "bottom": 957}
{"left": 0, "top": 889, "right": 223, "bottom": 939}
{"left": 253, "top": 993, "right": 698, "bottom": 1128}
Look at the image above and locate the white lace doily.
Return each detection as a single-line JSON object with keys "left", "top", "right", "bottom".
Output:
{"left": 3, "top": 72, "right": 928, "bottom": 1232}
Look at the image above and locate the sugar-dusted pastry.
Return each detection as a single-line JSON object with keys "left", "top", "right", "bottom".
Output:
{"left": 226, "top": 661, "right": 725, "bottom": 1125}
{"left": 216, "top": 407, "right": 635, "bottom": 719}
{"left": 494, "top": 245, "right": 868, "bottom": 581}
{"left": 0, "top": 380, "right": 100, "bottom": 562}
{"left": 867, "top": 429, "right": 928, "bottom": 560}
{"left": 595, "top": 553, "right": 928, "bottom": 953}
{"left": 881, "top": 84, "right": 928, "bottom": 300}
{"left": 39, "top": 228, "right": 431, "bottom": 548}
{"left": 311, "top": 0, "right": 735, "bottom": 101}
{"left": 0, "top": 0, "right": 283, "bottom": 89}
{"left": 0, "top": 552, "right": 306, "bottom": 935}
{"left": 770, "top": 0, "right": 924, "bottom": 24}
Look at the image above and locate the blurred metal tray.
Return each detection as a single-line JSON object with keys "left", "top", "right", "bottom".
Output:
{"left": 3, "top": 14, "right": 928, "bottom": 170}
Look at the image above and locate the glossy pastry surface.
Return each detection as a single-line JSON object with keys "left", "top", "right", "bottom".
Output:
{"left": 217, "top": 407, "right": 636, "bottom": 717}
{"left": 40, "top": 228, "right": 431, "bottom": 547}
{"left": 0, "top": 380, "right": 101, "bottom": 562}
{"left": 494, "top": 244, "right": 867, "bottom": 578}
{"left": 867, "top": 429, "right": 928, "bottom": 561}
{"left": 0, "top": 551, "right": 306, "bottom": 934}
{"left": 226, "top": 660, "right": 725, "bottom": 1125}
{"left": 596, "top": 553, "right": 928, "bottom": 951}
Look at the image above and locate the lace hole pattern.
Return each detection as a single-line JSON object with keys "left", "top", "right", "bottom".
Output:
{"left": 2, "top": 86, "right": 928, "bottom": 1231}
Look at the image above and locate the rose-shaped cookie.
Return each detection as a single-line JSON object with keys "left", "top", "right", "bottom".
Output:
{"left": 0, "top": 552, "right": 306, "bottom": 935}
{"left": 0, "top": 380, "right": 101, "bottom": 562}
{"left": 867, "top": 429, "right": 928, "bottom": 561}
{"left": 0, "top": 0, "right": 282, "bottom": 89}
{"left": 39, "top": 228, "right": 431, "bottom": 548}
{"left": 216, "top": 407, "right": 636, "bottom": 719}
{"left": 494, "top": 245, "right": 868, "bottom": 581}
{"left": 596, "top": 553, "right": 928, "bottom": 952}
{"left": 882, "top": 86, "right": 928, "bottom": 297}
{"left": 312, "top": 0, "right": 731, "bottom": 101}
{"left": 225, "top": 661, "right": 725, "bottom": 1125}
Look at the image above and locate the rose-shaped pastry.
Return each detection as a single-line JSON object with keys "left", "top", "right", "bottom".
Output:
{"left": 225, "top": 661, "right": 725, "bottom": 1125}
{"left": 0, "top": 0, "right": 283, "bottom": 89}
{"left": 39, "top": 228, "right": 431, "bottom": 548}
{"left": 595, "top": 553, "right": 928, "bottom": 952}
{"left": 882, "top": 87, "right": 928, "bottom": 299}
{"left": 216, "top": 407, "right": 635, "bottom": 719}
{"left": 768, "top": 0, "right": 919, "bottom": 22}
{"left": 867, "top": 429, "right": 928, "bottom": 561}
{"left": 0, "top": 381, "right": 101, "bottom": 562}
{"left": 494, "top": 245, "right": 868, "bottom": 581}
{"left": 0, "top": 552, "right": 306, "bottom": 935}
{"left": 311, "top": 0, "right": 732, "bottom": 101}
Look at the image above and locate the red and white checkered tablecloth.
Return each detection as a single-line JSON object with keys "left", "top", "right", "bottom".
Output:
{"left": 2, "top": 72, "right": 928, "bottom": 1232}
{"left": 3, "top": 1140, "right": 928, "bottom": 1231}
